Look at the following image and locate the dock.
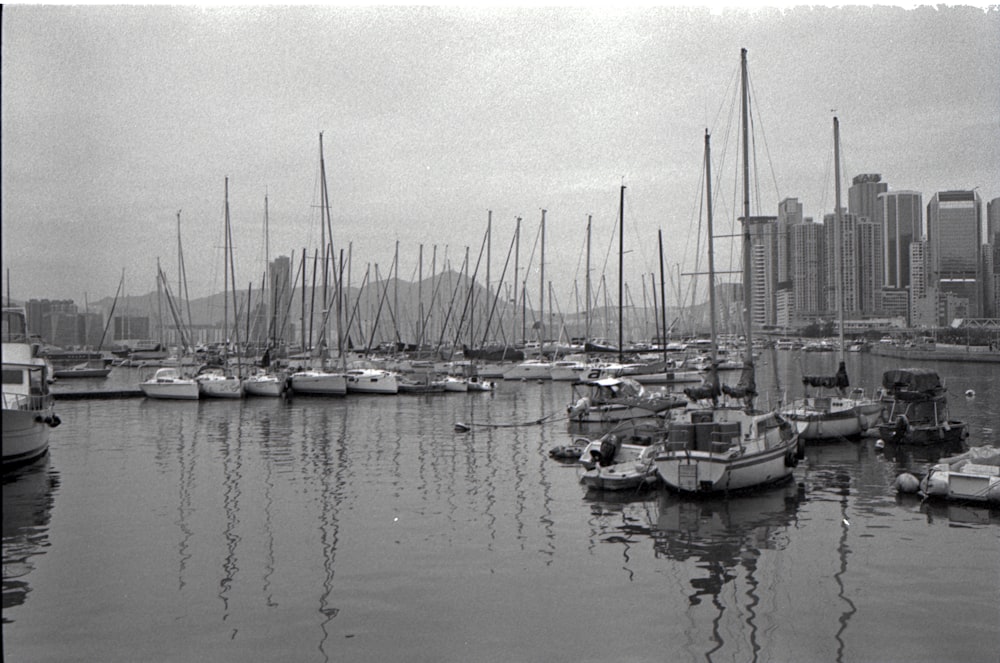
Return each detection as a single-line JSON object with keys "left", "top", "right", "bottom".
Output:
{"left": 52, "top": 389, "right": 145, "bottom": 400}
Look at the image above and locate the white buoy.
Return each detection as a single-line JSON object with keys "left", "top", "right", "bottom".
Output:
{"left": 875, "top": 439, "right": 885, "bottom": 450}
{"left": 965, "top": 389, "right": 975, "bottom": 398}
{"left": 894, "top": 473, "right": 920, "bottom": 494}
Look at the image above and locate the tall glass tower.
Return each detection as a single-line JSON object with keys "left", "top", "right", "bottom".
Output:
{"left": 927, "top": 190, "right": 983, "bottom": 316}
{"left": 879, "top": 190, "right": 923, "bottom": 289}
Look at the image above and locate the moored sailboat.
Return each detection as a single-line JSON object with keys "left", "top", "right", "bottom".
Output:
{"left": 653, "top": 52, "right": 800, "bottom": 495}
{"left": 781, "top": 117, "right": 881, "bottom": 440}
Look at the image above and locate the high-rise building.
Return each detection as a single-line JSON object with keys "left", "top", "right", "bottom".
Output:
{"left": 776, "top": 198, "right": 802, "bottom": 285}
{"left": 848, "top": 174, "right": 888, "bottom": 228}
{"left": 879, "top": 190, "right": 923, "bottom": 289}
{"left": 825, "top": 209, "right": 859, "bottom": 315}
{"left": 744, "top": 216, "right": 777, "bottom": 328}
{"left": 857, "top": 220, "right": 884, "bottom": 314}
{"left": 927, "top": 190, "right": 983, "bottom": 317}
{"left": 790, "top": 218, "right": 825, "bottom": 317}
{"left": 909, "top": 239, "right": 936, "bottom": 327}
{"left": 987, "top": 196, "right": 1000, "bottom": 246}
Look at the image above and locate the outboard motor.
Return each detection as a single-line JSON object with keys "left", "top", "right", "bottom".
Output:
{"left": 568, "top": 397, "right": 590, "bottom": 419}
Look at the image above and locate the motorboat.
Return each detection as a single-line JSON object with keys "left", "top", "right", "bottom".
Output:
{"left": 876, "top": 368, "right": 968, "bottom": 445}
{"left": 442, "top": 375, "right": 469, "bottom": 392}
{"left": 51, "top": 360, "right": 112, "bottom": 379}
{"left": 567, "top": 376, "right": 685, "bottom": 424}
{"left": 346, "top": 368, "right": 399, "bottom": 394}
{"left": 139, "top": 367, "right": 200, "bottom": 400}
{"left": 3, "top": 308, "right": 60, "bottom": 469}
{"left": 578, "top": 434, "right": 662, "bottom": 492}
{"left": 895, "top": 446, "right": 1000, "bottom": 505}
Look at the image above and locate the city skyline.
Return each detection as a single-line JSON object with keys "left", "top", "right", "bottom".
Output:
{"left": 3, "top": 5, "right": 999, "bottom": 309}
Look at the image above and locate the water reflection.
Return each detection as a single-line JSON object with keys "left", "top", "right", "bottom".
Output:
{"left": 651, "top": 482, "right": 804, "bottom": 661}
{"left": 2, "top": 458, "right": 59, "bottom": 621}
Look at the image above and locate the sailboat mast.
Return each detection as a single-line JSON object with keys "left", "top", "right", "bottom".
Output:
{"left": 834, "top": 116, "right": 846, "bottom": 361}
{"left": 705, "top": 130, "right": 719, "bottom": 369}
{"left": 739, "top": 47, "right": 754, "bottom": 363}
{"left": 539, "top": 209, "right": 546, "bottom": 345}
{"left": 659, "top": 229, "right": 668, "bottom": 362}
{"left": 585, "top": 214, "right": 592, "bottom": 345}
{"left": 513, "top": 216, "right": 520, "bottom": 345}
{"left": 618, "top": 183, "right": 625, "bottom": 365}
{"left": 223, "top": 177, "right": 230, "bottom": 356}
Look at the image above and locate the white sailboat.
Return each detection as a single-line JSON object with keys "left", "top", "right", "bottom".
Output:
{"left": 139, "top": 366, "right": 200, "bottom": 400}
{"left": 653, "top": 50, "right": 801, "bottom": 495}
{"left": 780, "top": 117, "right": 882, "bottom": 439}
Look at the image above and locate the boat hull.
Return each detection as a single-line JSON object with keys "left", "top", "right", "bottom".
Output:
{"left": 243, "top": 376, "right": 286, "bottom": 397}
{"left": 876, "top": 420, "right": 969, "bottom": 446}
{"left": 785, "top": 399, "right": 883, "bottom": 440}
{"left": 198, "top": 377, "right": 244, "bottom": 399}
{"left": 655, "top": 443, "right": 796, "bottom": 493}
{"left": 2, "top": 407, "right": 52, "bottom": 468}
{"left": 502, "top": 362, "right": 552, "bottom": 380}
{"left": 290, "top": 373, "right": 347, "bottom": 396}
{"left": 346, "top": 371, "right": 399, "bottom": 394}
{"left": 140, "top": 381, "right": 200, "bottom": 400}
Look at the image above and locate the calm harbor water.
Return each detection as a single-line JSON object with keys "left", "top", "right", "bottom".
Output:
{"left": 4, "top": 352, "right": 999, "bottom": 662}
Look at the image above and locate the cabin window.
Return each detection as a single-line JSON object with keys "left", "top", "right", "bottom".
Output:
{"left": 2, "top": 369, "right": 26, "bottom": 385}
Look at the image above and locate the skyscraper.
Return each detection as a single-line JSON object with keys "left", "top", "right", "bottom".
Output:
{"left": 790, "top": 218, "right": 825, "bottom": 317}
{"left": 927, "top": 190, "right": 983, "bottom": 317}
{"left": 825, "top": 209, "right": 859, "bottom": 315}
{"left": 776, "top": 198, "right": 802, "bottom": 285}
{"left": 848, "top": 174, "right": 888, "bottom": 228}
{"left": 879, "top": 190, "right": 923, "bottom": 289}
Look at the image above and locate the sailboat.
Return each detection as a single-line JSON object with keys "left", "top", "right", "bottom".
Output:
{"left": 653, "top": 50, "right": 801, "bottom": 495}
{"left": 780, "top": 117, "right": 882, "bottom": 440}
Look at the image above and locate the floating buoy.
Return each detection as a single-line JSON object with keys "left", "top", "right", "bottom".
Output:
{"left": 454, "top": 422, "right": 471, "bottom": 433}
{"left": 894, "top": 472, "right": 919, "bottom": 494}
{"left": 874, "top": 439, "right": 885, "bottom": 450}
{"left": 965, "top": 389, "right": 975, "bottom": 398}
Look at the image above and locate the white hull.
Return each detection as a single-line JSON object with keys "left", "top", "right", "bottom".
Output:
{"left": 2, "top": 407, "right": 52, "bottom": 466}
{"left": 346, "top": 370, "right": 399, "bottom": 394}
{"left": 578, "top": 440, "right": 661, "bottom": 491}
{"left": 571, "top": 403, "right": 670, "bottom": 424}
{"left": 550, "top": 363, "right": 588, "bottom": 381}
{"left": 243, "top": 375, "right": 286, "bottom": 397}
{"left": 290, "top": 371, "right": 347, "bottom": 396}
{"left": 140, "top": 381, "right": 200, "bottom": 400}
{"left": 502, "top": 361, "right": 552, "bottom": 380}
{"left": 466, "top": 377, "right": 494, "bottom": 392}
{"left": 785, "top": 399, "right": 883, "bottom": 440}
{"left": 654, "top": 409, "right": 800, "bottom": 494}
{"left": 198, "top": 376, "right": 244, "bottom": 399}
{"left": 443, "top": 377, "right": 469, "bottom": 392}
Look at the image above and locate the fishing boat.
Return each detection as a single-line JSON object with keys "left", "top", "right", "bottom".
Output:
{"left": 876, "top": 368, "right": 968, "bottom": 445}
{"left": 780, "top": 117, "right": 882, "bottom": 440}
{"left": 3, "top": 308, "right": 60, "bottom": 469}
{"left": 653, "top": 52, "right": 801, "bottom": 495}
{"left": 139, "top": 367, "right": 200, "bottom": 400}
{"left": 567, "top": 376, "right": 685, "bottom": 424}
{"left": 578, "top": 435, "right": 662, "bottom": 492}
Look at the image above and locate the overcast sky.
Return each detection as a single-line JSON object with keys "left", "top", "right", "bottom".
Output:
{"left": 3, "top": 4, "right": 998, "bottom": 312}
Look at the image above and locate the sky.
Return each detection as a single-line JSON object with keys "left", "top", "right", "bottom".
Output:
{"left": 2, "top": 3, "right": 999, "bottom": 313}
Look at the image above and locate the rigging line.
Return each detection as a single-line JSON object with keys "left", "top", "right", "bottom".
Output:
{"left": 747, "top": 73, "right": 782, "bottom": 204}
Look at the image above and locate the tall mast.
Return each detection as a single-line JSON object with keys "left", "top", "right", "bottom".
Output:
{"left": 223, "top": 177, "right": 230, "bottom": 355}
{"left": 585, "top": 214, "right": 592, "bottom": 345}
{"left": 486, "top": 210, "right": 492, "bottom": 343}
{"left": 617, "top": 183, "right": 625, "bottom": 365}
{"left": 539, "top": 209, "right": 546, "bottom": 344}
{"left": 705, "top": 130, "right": 719, "bottom": 370}
{"left": 834, "top": 116, "right": 846, "bottom": 362}
{"left": 513, "top": 216, "right": 520, "bottom": 344}
{"left": 659, "top": 228, "right": 668, "bottom": 362}
{"left": 739, "top": 47, "right": 754, "bottom": 364}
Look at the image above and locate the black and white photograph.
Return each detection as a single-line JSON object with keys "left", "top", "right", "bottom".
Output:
{"left": 3, "top": 3, "right": 999, "bottom": 662}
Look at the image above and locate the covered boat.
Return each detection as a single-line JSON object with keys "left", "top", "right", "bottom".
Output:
{"left": 876, "top": 368, "right": 968, "bottom": 445}
{"left": 567, "top": 376, "right": 685, "bottom": 424}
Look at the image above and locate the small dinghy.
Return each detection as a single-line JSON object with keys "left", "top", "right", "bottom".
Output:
{"left": 895, "top": 445, "right": 1000, "bottom": 505}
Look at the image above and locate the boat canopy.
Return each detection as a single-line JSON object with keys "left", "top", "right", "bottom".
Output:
{"left": 882, "top": 368, "right": 944, "bottom": 396}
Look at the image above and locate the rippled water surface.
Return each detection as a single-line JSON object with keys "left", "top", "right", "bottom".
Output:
{"left": 4, "top": 353, "right": 999, "bottom": 662}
